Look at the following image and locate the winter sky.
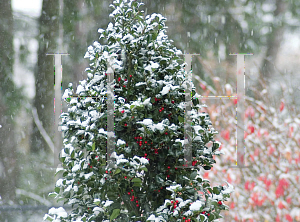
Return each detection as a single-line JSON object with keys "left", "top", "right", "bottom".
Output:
{"left": 12, "top": 0, "right": 42, "bottom": 17}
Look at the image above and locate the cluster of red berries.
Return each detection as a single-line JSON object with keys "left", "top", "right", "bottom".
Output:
{"left": 128, "top": 189, "right": 139, "bottom": 207}
{"left": 159, "top": 107, "right": 164, "bottom": 112}
{"left": 192, "top": 160, "right": 197, "bottom": 166}
{"left": 182, "top": 217, "right": 191, "bottom": 222}
{"left": 171, "top": 200, "right": 179, "bottom": 211}
{"left": 154, "top": 97, "right": 161, "bottom": 103}
{"left": 153, "top": 187, "right": 164, "bottom": 192}
{"left": 201, "top": 211, "right": 210, "bottom": 216}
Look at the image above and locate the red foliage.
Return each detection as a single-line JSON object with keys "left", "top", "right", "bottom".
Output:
{"left": 221, "top": 130, "right": 230, "bottom": 141}
{"left": 280, "top": 101, "right": 284, "bottom": 112}
{"left": 285, "top": 214, "right": 293, "bottom": 222}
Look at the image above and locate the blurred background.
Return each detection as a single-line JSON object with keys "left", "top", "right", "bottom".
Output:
{"left": 0, "top": 0, "right": 300, "bottom": 221}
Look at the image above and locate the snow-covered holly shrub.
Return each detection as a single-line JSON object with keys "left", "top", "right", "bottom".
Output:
{"left": 44, "top": 0, "right": 233, "bottom": 221}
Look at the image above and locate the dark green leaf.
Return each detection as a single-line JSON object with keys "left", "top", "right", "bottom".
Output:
{"left": 110, "top": 209, "right": 120, "bottom": 220}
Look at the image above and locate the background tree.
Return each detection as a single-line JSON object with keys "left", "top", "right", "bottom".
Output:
{"left": 30, "top": 0, "right": 59, "bottom": 153}
{"left": 0, "top": 0, "right": 25, "bottom": 220}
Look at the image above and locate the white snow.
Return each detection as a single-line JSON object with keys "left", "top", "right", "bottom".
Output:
{"left": 107, "top": 22, "right": 114, "bottom": 32}
{"left": 136, "top": 82, "right": 147, "bottom": 87}
{"left": 145, "top": 61, "right": 159, "bottom": 72}
{"left": 147, "top": 214, "right": 166, "bottom": 222}
{"left": 160, "top": 85, "right": 170, "bottom": 95}
{"left": 166, "top": 184, "right": 182, "bottom": 192}
{"left": 72, "top": 164, "right": 80, "bottom": 172}
{"left": 117, "top": 139, "right": 126, "bottom": 146}
{"left": 84, "top": 172, "right": 93, "bottom": 179}
{"left": 76, "top": 85, "right": 84, "bottom": 95}
{"left": 136, "top": 118, "right": 173, "bottom": 133}
{"left": 48, "top": 207, "right": 67, "bottom": 218}
{"left": 56, "top": 179, "right": 64, "bottom": 187}
{"left": 222, "top": 181, "right": 234, "bottom": 194}
{"left": 103, "top": 200, "right": 114, "bottom": 207}
{"left": 133, "top": 156, "right": 149, "bottom": 165}
{"left": 189, "top": 200, "right": 204, "bottom": 211}
{"left": 93, "top": 207, "right": 104, "bottom": 216}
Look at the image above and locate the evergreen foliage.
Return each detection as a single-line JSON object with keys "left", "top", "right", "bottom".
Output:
{"left": 44, "top": 0, "right": 234, "bottom": 221}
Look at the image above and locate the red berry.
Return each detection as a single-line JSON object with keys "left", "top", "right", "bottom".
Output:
{"left": 124, "top": 123, "right": 127, "bottom": 126}
{"left": 171, "top": 100, "right": 174, "bottom": 104}
{"left": 207, "top": 213, "right": 210, "bottom": 216}
{"left": 171, "top": 201, "right": 173, "bottom": 203}
{"left": 136, "top": 204, "right": 139, "bottom": 207}
{"left": 131, "top": 189, "right": 133, "bottom": 191}
{"left": 218, "top": 201, "right": 222, "bottom": 205}
{"left": 90, "top": 166, "right": 92, "bottom": 168}
{"left": 158, "top": 190, "right": 160, "bottom": 192}
{"left": 105, "top": 171, "right": 108, "bottom": 173}
{"left": 161, "top": 107, "right": 164, "bottom": 110}
{"left": 130, "top": 75, "right": 132, "bottom": 77}
{"left": 105, "top": 178, "right": 107, "bottom": 180}
{"left": 121, "top": 110, "right": 125, "bottom": 113}
{"left": 134, "top": 137, "right": 137, "bottom": 140}
{"left": 167, "top": 175, "right": 170, "bottom": 178}
{"left": 168, "top": 166, "right": 170, "bottom": 169}
{"left": 145, "top": 141, "right": 147, "bottom": 144}
{"left": 183, "top": 217, "right": 186, "bottom": 219}
{"left": 175, "top": 168, "right": 178, "bottom": 170}
{"left": 128, "top": 192, "right": 131, "bottom": 195}
{"left": 123, "top": 85, "right": 126, "bottom": 87}
{"left": 144, "top": 153, "right": 147, "bottom": 157}
{"left": 78, "top": 182, "right": 80, "bottom": 184}
{"left": 124, "top": 176, "right": 127, "bottom": 179}
{"left": 125, "top": 79, "right": 127, "bottom": 81}
{"left": 159, "top": 109, "right": 162, "bottom": 112}
{"left": 136, "top": 200, "right": 138, "bottom": 203}
{"left": 165, "top": 132, "right": 168, "bottom": 135}
{"left": 118, "top": 77, "right": 121, "bottom": 81}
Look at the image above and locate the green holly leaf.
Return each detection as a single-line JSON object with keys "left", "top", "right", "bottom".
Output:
{"left": 110, "top": 209, "right": 120, "bottom": 220}
{"left": 48, "top": 192, "right": 57, "bottom": 198}
{"left": 54, "top": 187, "right": 60, "bottom": 193}
{"left": 114, "top": 168, "right": 121, "bottom": 175}
{"left": 203, "top": 166, "right": 211, "bottom": 170}
{"left": 178, "top": 116, "right": 184, "bottom": 123}
{"left": 131, "top": 178, "right": 142, "bottom": 183}
{"left": 140, "top": 167, "right": 148, "bottom": 172}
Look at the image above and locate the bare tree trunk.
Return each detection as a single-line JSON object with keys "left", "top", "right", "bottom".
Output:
{"left": 30, "top": 0, "right": 59, "bottom": 153}
{"left": 0, "top": 0, "right": 19, "bottom": 206}
{"left": 260, "top": 0, "right": 287, "bottom": 87}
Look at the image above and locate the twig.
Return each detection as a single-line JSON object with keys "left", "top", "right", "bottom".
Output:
{"left": 16, "top": 188, "right": 52, "bottom": 207}
{"left": 31, "top": 107, "right": 55, "bottom": 153}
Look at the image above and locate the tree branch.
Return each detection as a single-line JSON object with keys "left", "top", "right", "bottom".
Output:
{"left": 31, "top": 107, "right": 55, "bottom": 153}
